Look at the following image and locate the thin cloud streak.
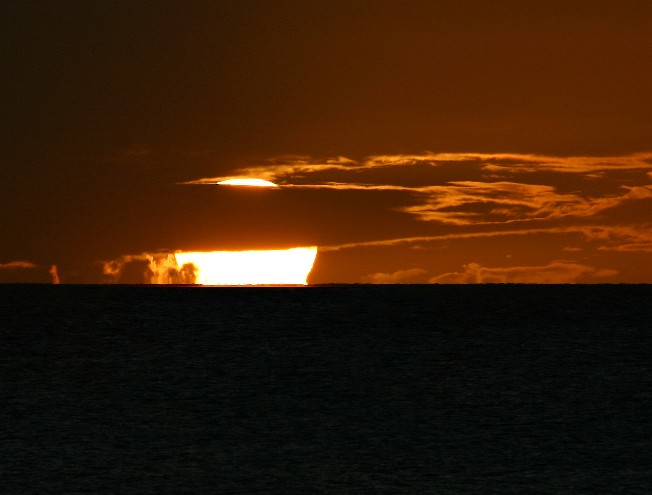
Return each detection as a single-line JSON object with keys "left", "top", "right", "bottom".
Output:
{"left": 368, "top": 152, "right": 652, "bottom": 174}
{"left": 319, "top": 227, "right": 578, "bottom": 252}
{"left": 0, "top": 261, "right": 38, "bottom": 270}
{"left": 320, "top": 224, "right": 652, "bottom": 252}
{"left": 598, "top": 244, "right": 652, "bottom": 253}
{"left": 362, "top": 268, "right": 426, "bottom": 284}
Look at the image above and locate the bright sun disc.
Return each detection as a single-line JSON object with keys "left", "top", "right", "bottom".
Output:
{"left": 175, "top": 247, "right": 317, "bottom": 285}
{"left": 217, "top": 178, "right": 278, "bottom": 187}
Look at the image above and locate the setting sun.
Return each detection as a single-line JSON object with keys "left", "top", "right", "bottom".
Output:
{"left": 175, "top": 247, "right": 317, "bottom": 285}
{"left": 217, "top": 178, "right": 278, "bottom": 187}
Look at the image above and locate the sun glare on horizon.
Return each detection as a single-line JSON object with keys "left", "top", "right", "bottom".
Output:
{"left": 175, "top": 247, "right": 317, "bottom": 285}
{"left": 217, "top": 178, "right": 278, "bottom": 187}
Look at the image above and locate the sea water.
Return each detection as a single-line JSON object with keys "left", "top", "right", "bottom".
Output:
{"left": 1, "top": 285, "right": 651, "bottom": 493}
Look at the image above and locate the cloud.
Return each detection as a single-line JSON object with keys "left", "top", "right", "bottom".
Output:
{"left": 473, "top": 152, "right": 652, "bottom": 175}
{"left": 368, "top": 152, "right": 652, "bottom": 172}
{"left": 222, "top": 152, "right": 652, "bottom": 184}
{"left": 578, "top": 224, "right": 652, "bottom": 252}
{"left": 398, "top": 182, "right": 591, "bottom": 225}
{"left": 318, "top": 222, "right": 652, "bottom": 257}
{"left": 401, "top": 182, "right": 652, "bottom": 226}
{"left": 0, "top": 261, "right": 37, "bottom": 270}
{"left": 171, "top": 152, "right": 652, "bottom": 282}
{"left": 281, "top": 183, "right": 412, "bottom": 191}
{"left": 181, "top": 155, "right": 361, "bottom": 185}
{"left": 599, "top": 243, "right": 652, "bottom": 253}
{"left": 320, "top": 226, "right": 589, "bottom": 252}
{"left": 103, "top": 253, "right": 197, "bottom": 284}
{"left": 49, "top": 265, "right": 60, "bottom": 284}
{"left": 622, "top": 185, "right": 652, "bottom": 200}
{"left": 362, "top": 268, "right": 426, "bottom": 284}
{"left": 183, "top": 153, "right": 652, "bottom": 229}
{"left": 284, "top": 181, "right": 651, "bottom": 227}
{"left": 430, "top": 261, "right": 618, "bottom": 284}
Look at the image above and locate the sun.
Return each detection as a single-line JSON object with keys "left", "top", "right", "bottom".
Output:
{"left": 217, "top": 178, "right": 278, "bottom": 187}
{"left": 175, "top": 247, "right": 317, "bottom": 285}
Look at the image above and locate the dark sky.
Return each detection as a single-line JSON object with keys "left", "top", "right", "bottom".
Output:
{"left": 2, "top": 0, "right": 651, "bottom": 283}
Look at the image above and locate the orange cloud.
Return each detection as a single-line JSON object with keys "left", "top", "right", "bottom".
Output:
{"left": 578, "top": 224, "right": 652, "bottom": 252}
{"left": 362, "top": 268, "right": 426, "bottom": 284}
{"left": 402, "top": 182, "right": 652, "bottom": 226}
{"left": 0, "top": 260, "right": 37, "bottom": 270}
{"left": 175, "top": 153, "right": 652, "bottom": 275}
{"left": 599, "top": 243, "right": 652, "bottom": 253}
{"left": 320, "top": 226, "right": 593, "bottom": 252}
{"left": 185, "top": 152, "right": 652, "bottom": 186}
{"left": 363, "top": 152, "right": 652, "bottom": 177}
{"left": 181, "top": 155, "right": 360, "bottom": 185}
{"left": 49, "top": 265, "right": 60, "bottom": 284}
{"left": 319, "top": 223, "right": 652, "bottom": 255}
{"left": 182, "top": 153, "right": 652, "bottom": 229}
{"left": 430, "top": 261, "right": 618, "bottom": 284}
{"left": 474, "top": 152, "right": 652, "bottom": 175}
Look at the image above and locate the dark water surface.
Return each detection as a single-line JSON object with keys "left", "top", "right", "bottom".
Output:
{"left": 1, "top": 285, "right": 651, "bottom": 493}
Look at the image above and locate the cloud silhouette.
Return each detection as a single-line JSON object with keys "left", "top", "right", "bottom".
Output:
{"left": 103, "top": 253, "right": 197, "bottom": 284}
{"left": 362, "top": 268, "right": 426, "bottom": 284}
{"left": 430, "top": 261, "right": 618, "bottom": 284}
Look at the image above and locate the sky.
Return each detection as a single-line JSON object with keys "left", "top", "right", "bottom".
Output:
{"left": 2, "top": 0, "right": 651, "bottom": 284}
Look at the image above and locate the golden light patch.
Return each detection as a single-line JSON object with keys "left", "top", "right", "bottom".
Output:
{"left": 217, "top": 178, "right": 278, "bottom": 187}
{"left": 175, "top": 247, "right": 317, "bottom": 285}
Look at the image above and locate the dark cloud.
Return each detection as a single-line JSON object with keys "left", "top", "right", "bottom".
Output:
{"left": 103, "top": 254, "right": 197, "bottom": 285}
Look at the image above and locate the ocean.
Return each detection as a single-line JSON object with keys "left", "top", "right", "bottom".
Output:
{"left": 1, "top": 284, "right": 651, "bottom": 493}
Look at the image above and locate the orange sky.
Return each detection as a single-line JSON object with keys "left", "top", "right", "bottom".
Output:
{"left": 2, "top": 1, "right": 651, "bottom": 283}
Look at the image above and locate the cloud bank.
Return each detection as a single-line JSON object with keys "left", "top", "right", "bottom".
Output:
{"left": 430, "top": 261, "right": 618, "bottom": 284}
{"left": 183, "top": 152, "right": 650, "bottom": 283}
{"left": 187, "top": 152, "right": 652, "bottom": 228}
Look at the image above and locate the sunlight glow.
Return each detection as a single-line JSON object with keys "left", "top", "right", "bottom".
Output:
{"left": 217, "top": 178, "right": 278, "bottom": 187}
{"left": 175, "top": 247, "right": 317, "bottom": 285}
